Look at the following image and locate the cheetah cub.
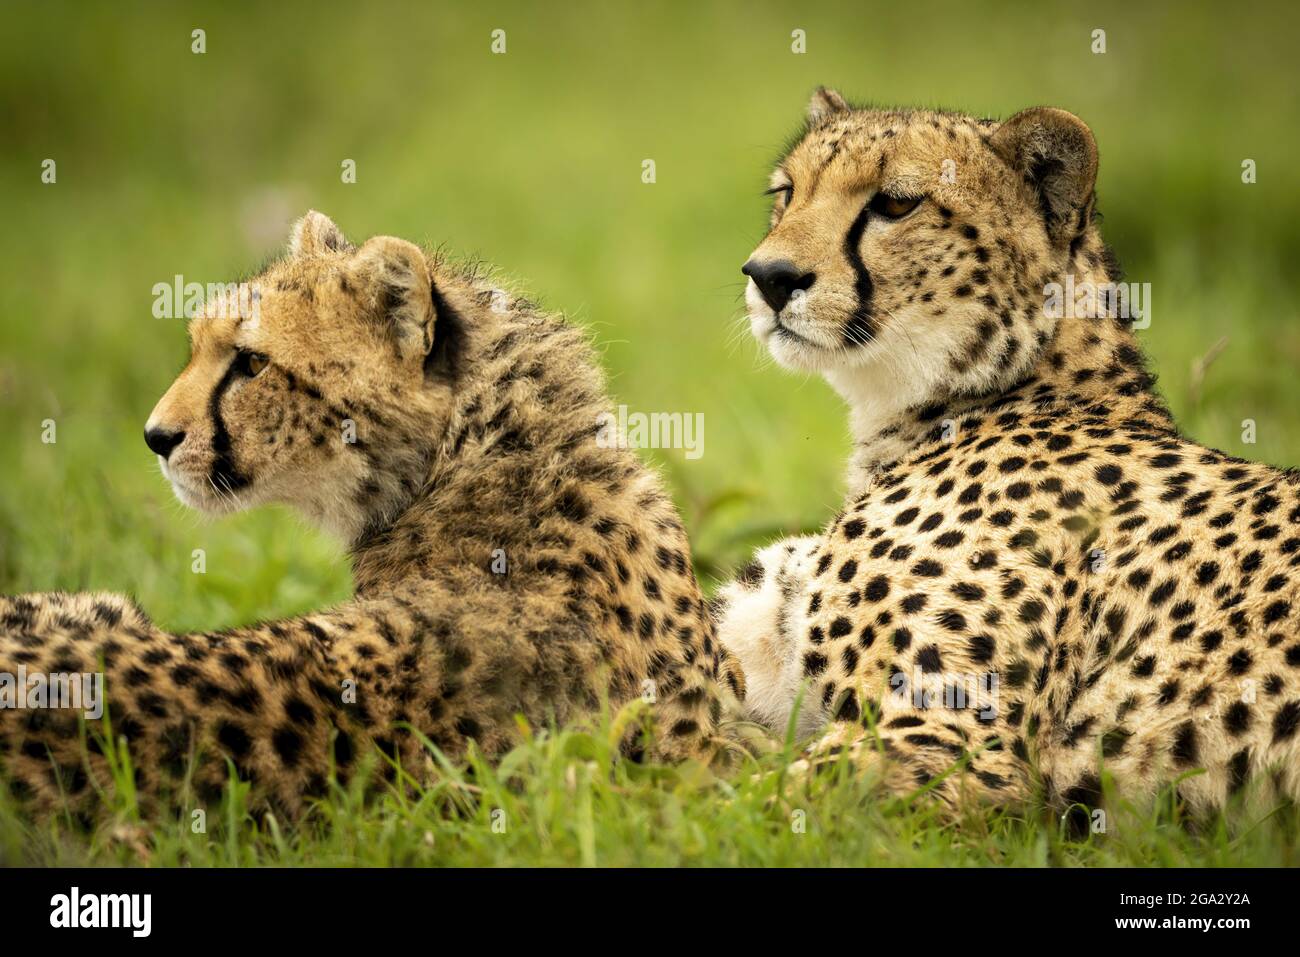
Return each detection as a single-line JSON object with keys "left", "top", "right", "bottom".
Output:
{"left": 716, "top": 89, "right": 1300, "bottom": 817}
{"left": 0, "top": 212, "right": 743, "bottom": 818}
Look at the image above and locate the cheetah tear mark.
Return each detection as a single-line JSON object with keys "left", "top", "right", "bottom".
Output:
{"left": 209, "top": 357, "right": 250, "bottom": 492}
{"left": 841, "top": 202, "right": 875, "bottom": 348}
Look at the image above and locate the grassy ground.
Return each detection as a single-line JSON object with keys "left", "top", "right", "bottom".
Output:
{"left": 1, "top": 0, "right": 1298, "bottom": 865}
{"left": 5, "top": 707, "right": 1300, "bottom": 866}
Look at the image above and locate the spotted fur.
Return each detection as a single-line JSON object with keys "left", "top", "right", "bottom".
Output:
{"left": 718, "top": 91, "right": 1300, "bottom": 817}
{"left": 0, "top": 212, "right": 744, "bottom": 818}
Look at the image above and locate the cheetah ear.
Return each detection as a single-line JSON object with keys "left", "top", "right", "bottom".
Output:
{"left": 289, "top": 210, "right": 352, "bottom": 257}
{"left": 350, "top": 236, "right": 435, "bottom": 361}
{"left": 806, "top": 86, "right": 850, "bottom": 123}
{"left": 991, "top": 107, "right": 1099, "bottom": 247}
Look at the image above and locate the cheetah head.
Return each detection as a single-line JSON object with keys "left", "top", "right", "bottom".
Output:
{"left": 743, "top": 88, "right": 1107, "bottom": 410}
{"left": 144, "top": 211, "right": 462, "bottom": 540}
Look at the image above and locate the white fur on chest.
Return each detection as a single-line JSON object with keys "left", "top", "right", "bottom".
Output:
{"left": 715, "top": 536, "right": 827, "bottom": 737}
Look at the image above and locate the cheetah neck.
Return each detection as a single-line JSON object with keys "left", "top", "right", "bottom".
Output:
{"left": 346, "top": 292, "right": 655, "bottom": 595}
{"left": 830, "top": 254, "right": 1170, "bottom": 492}
{"left": 823, "top": 362, "right": 936, "bottom": 481}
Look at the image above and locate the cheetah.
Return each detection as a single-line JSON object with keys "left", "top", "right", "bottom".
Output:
{"left": 0, "top": 211, "right": 743, "bottom": 818}
{"left": 715, "top": 88, "right": 1300, "bottom": 818}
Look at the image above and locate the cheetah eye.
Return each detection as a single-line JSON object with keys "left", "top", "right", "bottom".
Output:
{"left": 869, "top": 192, "right": 923, "bottom": 220}
{"left": 234, "top": 350, "right": 269, "bottom": 378}
{"left": 765, "top": 183, "right": 794, "bottom": 202}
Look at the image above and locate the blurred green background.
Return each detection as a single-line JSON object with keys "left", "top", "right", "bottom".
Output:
{"left": 2, "top": 0, "right": 1297, "bottom": 632}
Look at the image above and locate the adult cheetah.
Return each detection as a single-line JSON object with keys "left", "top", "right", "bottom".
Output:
{"left": 0, "top": 212, "right": 743, "bottom": 818}
{"left": 715, "top": 89, "right": 1300, "bottom": 818}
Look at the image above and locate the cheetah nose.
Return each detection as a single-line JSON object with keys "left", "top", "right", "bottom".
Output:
{"left": 144, "top": 427, "right": 186, "bottom": 459}
{"left": 742, "top": 259, "right": 816, "bottom": 313}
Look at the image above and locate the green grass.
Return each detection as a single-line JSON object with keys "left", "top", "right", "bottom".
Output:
{"left": 4, "top": 704, "right": 1299, "bottom": 867}
{"left": 2, "top": 0, "right": 1299, "bottom": 865}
